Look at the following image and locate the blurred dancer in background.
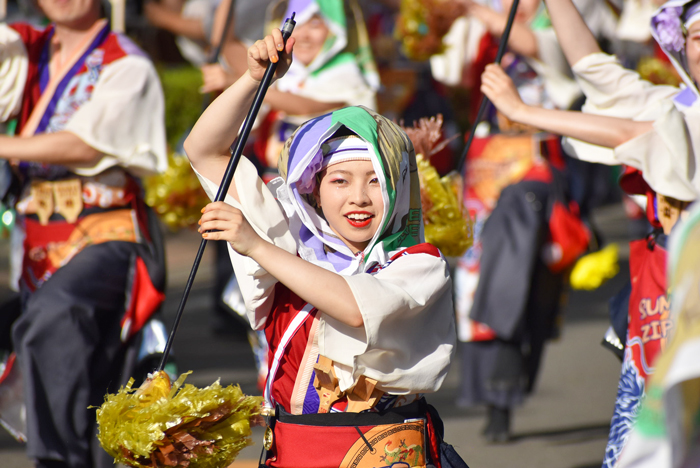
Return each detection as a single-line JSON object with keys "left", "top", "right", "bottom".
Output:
{"left": 0, "top": 0, "right": 167, "bottom": 465}
{"left": 430, "top": 0, "right": 586, "bottom": 443}
{"left": 480, "top": 0, "right": 700, "bottom": 462}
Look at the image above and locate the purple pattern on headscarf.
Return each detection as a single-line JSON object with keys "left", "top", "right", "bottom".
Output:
{"left": 674, "top": 85, "right": 698, "bottom": 107}
{"left": 296, "top": 147, "right": 323, "bottom": 194}
{"left": 287, "top": 114, "right": 333, "bottom": 174}
{"left": 299, "top": 224, "right": 353, "bottom": 270}
{"left": 288, "top": 114, "right": 334, "bottom": 194}
{"left": 653, "top": 6, "right": 685, "bottom": 52}
{"left": 284, "top": 0, "right": 314, "bottom": 26}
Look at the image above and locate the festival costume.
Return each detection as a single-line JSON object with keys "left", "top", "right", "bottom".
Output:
{"left": 0, "top": 19, "right": 167, "bottom": 468}
{"left": 194, "top": 107, "right": 461, "bottom": 467}
{"left": 430, "top": 2, "right": 582, "bottom": 112}
{"left": 561, "top": 1, "right": 700, "bottom": 465}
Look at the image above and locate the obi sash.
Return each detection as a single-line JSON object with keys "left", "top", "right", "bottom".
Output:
{"left": 17, "top": 169, "right": 148, "bottom": 292}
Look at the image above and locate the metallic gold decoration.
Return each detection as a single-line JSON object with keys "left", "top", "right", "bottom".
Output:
{"left": 263, "top": 426, "right": 274, "bottom": 451}
{"left": 403, "top": 115, "right": 473, "bottom": 257}
{"left": 144, "top": 153, "right": 210, "bottom": 231}
{"left": 95, "top": 370, "right": 262, "bottom": 468}
{"left": 637, "top": 56, "right": 682, "bottom": 87}
{"left": 395, "top": 0, "right": 466, "bottom": 61}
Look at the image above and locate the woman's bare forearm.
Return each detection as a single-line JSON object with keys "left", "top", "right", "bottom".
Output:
{"left": 265, "top": 89, "right": 344, "bottom": 116}
{"left": 511, "top": 104, "right": 653, "bottom": 148}
{"left": 0, "top": 132, "right": 100, "bottom": 165}
{"left": 250, "top": 240, "right": 364, "bottom": 327}
{"left": 544, "top": 0, "right": 600, "bottom": 66}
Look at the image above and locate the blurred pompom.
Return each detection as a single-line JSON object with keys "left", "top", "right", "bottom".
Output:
{"left": 96, "top": 370, "right": 262, "bottom": 468}
{"left": 395, "top": 0, "right": 465, "bottom": 61}
{"left": 403, "top": 115, "right": 473, "bottom": 257}
{"left": 145, "top": 153, "right": 210, "bottom": 231}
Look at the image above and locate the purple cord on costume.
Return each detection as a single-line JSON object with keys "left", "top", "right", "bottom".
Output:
{"left": 653, "top": 6, "right": 685, "bottom": 53}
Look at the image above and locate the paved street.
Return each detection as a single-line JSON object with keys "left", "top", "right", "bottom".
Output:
{"left": 0, "top": 203, "right": 633, "bottom": 468}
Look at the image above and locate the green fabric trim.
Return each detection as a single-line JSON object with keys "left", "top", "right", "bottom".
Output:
{"left": 635, "top": 385, "right": 667, "bottom": 437}
{"left": 318, "top": 0, "right": 346, "bottom": 28}
{"left": 6, "top": 120, "right": 17, "bottom": 137}
{"left": 311, "top": 52, "right": 355, "bottom": 77}
{"left": 530, "top": 7, "right": 552, "bottom": 30}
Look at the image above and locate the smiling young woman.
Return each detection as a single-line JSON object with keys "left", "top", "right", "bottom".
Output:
{"left": 183, "top": 29, "right": 465, "bottom": 467}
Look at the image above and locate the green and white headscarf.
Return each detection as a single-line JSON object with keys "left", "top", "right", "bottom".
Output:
{"left": 270, "top": 106, "right": 423, "bottom": 275}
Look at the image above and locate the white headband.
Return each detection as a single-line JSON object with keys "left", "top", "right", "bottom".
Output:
{"left": 685, "top": 2, "right": 700, "bottom": 30}
{"left": 321, "top": 136, "right": 371, "bottom": 170}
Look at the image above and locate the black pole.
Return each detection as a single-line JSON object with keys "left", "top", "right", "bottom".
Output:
{"left": 158, "top": 14, "right": 297, "bottom": 372}
{"left": 455, "top": 0, "right": 521, "bottom": 175}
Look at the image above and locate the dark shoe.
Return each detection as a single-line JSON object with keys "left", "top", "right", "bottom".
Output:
{"left": 482, "top": 405, "right": 511, "bottom": 443}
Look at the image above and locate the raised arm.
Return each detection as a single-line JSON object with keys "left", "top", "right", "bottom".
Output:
{"left": 183, "top": 29, "right": 295, "bottom": 200}
{"left": 543, "top": 0, "right": 600, "bottom": 66}
{"left": 144, "top": 1, "right": 207, "bottom": 42}
{"left": 482, "top": 64, "right": 652, "bottom": 147}
{"left": 264, "top": 88, "right": 345, "bottom": 115}
{"left": 464, "top": 0, "right": 540, "bottom": 59}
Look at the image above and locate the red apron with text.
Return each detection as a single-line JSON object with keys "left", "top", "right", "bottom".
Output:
{"left": 627, "top": 238, "right": 670, "bottom": 381}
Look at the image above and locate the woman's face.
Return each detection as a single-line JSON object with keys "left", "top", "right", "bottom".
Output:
{"left": 686, "top": 20, "right": 700, "bottom": 84}
{"left": 314, "top": 160, "right": 384, "bottom": 254}
{"left": 291, "top": 14, "right": 330, "bottom": 66}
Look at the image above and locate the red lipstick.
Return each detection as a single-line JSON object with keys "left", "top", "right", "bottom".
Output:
{"left": 345, "top": 211, "right": 373, "bottom": 228}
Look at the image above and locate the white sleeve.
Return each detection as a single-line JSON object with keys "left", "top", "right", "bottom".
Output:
{"left": 430, "top": 16, "right": 485, "bottom": 87}
{"left": 564, "top": 53, "right": 680, "bottom": 166}
{"left": 571, "top": 53, "right": 678, "bottom": 119}
{"left": 64, "top": 55, "right": 168, "bottom": 177}
{"left": 611, "top": 105, "right": 700, "bottom": 201}
{"left": 191, "top": 157, "right": 297, "bottom": 328}
{"left": 0, "top": 24, "right": 28, "bottom": 122}
{"left": 319, "top": 252, "right": 456, "bottom": 394}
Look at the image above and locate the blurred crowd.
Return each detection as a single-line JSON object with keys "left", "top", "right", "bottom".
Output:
{"left": 2, "top": 0, "right": 700, "bottom": 467}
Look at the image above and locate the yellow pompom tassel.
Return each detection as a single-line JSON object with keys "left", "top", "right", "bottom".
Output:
{"left": 95, "top": 371, "right": 262, "bottom": 468}
{"left": 417, "top": 155, "right": 473, "bottom": 257}
{"left": 569, "top": 243, "right": 620, "bottom": 290}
